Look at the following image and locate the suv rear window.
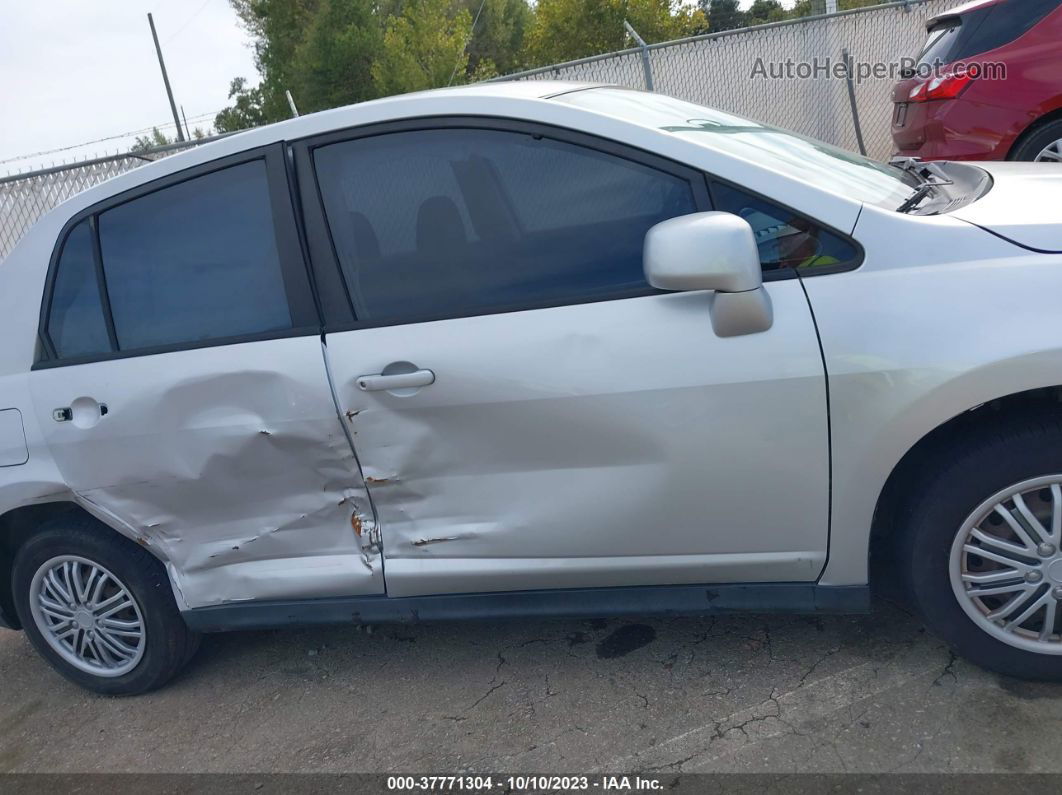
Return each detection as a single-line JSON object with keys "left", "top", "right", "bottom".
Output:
{"left": 919, "top": 0, "right": 1060, "bottom": 66}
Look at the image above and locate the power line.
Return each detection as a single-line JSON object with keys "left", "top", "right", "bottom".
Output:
{"left": 0, "top": 110, "right": 224, "bottom": 167}
{"left": 448, "top": 0, "right": 489, "bottom": 87}
{"left": 163, "top": 0, "right": 215, "bottom": 45}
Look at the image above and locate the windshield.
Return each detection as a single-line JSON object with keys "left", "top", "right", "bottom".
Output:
{"left": 555, "top": 88, "right": 919, "bottom": 209}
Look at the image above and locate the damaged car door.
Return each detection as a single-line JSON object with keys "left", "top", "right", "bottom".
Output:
{"left": 29, "top": 145, "right": 382, "bottom": 609}
{"left": 299, "top": 122, "right": 830, "bottom": 598}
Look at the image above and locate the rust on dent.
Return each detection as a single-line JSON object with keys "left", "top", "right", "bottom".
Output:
{"left": 351, "top": 512, "right": 364, "bottom": 537}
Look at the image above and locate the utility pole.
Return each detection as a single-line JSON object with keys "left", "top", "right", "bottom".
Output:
{"left": 147, "top": 13, "right": 186, "bottom": 142}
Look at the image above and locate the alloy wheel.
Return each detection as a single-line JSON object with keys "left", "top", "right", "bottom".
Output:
{"left": 1034, "top": 140, "right": 1062, "bottom": 162}
{"left": 28, "top": 555, "right": 146, "bottom": 677}
{"left": 950, "top": 476, "right": 1062, "bottom": 654}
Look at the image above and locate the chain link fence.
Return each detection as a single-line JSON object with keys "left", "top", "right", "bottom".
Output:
{"left": 0, "top": 138, "right": 220, "bottom": 262}
{"left": 1, "top": 0, "right": 948, "bottom": 262}
{"left": 502, "top": 0, "right": 951, "bottom": 158}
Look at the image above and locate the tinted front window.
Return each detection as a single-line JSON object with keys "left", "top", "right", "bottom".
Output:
{"left": 97, "top": 160, "right": 292, "bottom": 350}
{"left": 47, "top": 220, "right": 112, "bottom": 359}
{"left": 313, "top": 129, "right": 698, "bottom": 322}
{"left": 712, "top": 183, "right": 859, "bottom": 273}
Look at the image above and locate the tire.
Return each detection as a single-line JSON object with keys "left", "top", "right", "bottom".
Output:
{"left": 1009, "top": 118, "right": 1062, "bottom": 162}
{"left": 897, "top": 413, "right": 1062, "bottom": 680}
{"left": 12, "top": 513, "right": 200, "bottom": 695}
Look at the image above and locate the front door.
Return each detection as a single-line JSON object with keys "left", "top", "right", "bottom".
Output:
{"left": 30, "top": 147, "right": 382, "bottom": 609}
{"left": 301, "top": 122, "right": 830, "bottom": 597}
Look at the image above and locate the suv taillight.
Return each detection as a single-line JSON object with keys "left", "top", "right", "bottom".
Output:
{"left": 909, "top": 72, "right": 974, "bottom": 102}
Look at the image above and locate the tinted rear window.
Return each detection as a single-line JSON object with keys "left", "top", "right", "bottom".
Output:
{"left": 47, "top": 220, "right": 112, "bottom": 359}
{"left": 97, "top": 160, "right": 293, "bottom": 350}
{"left": 920, "top": 0, "right": 1060, "bottom": 66}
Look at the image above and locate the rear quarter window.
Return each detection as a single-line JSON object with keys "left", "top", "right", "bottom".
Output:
{"left": 46, "top": 219, "right": 111, "bottom": 359}
{"left": 41, "top": 152, "right": 312, "bottom": 365}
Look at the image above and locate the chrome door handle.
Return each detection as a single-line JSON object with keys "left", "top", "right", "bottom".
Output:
{"left": 356, "top": 369, "right": 435, "bottom": 392}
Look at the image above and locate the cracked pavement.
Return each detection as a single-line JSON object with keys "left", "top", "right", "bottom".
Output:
{"left": 2, "top": 600, "right": 1062, "bottom": 773}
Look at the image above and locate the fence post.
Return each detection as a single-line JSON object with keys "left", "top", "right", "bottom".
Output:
{"left": 624, "top": 20, "right": 654, "bottom": 91}
{"left": 842, "top": 48, "right": 867, "bottom": 156}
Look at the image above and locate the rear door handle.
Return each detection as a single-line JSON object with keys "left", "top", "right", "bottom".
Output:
{"left": 356, "top": 369, "right": 435, "bottom": 392}
{"left": 52, "top": 402, "right": 108, "bottom": 423}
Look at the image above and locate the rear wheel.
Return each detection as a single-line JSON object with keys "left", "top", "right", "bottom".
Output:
{"left": 12, "top": 513, "right": 199, "bottom": 695}
{"left": 899, "top": 416, "right": 1062, "bottom": 680}
{"left": 1009, "top": 118, "right": 1062, "bottom": 162}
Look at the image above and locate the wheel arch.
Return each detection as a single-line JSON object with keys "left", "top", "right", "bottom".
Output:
{"left": 1008, "top": 104, "right": 1062, "bottom": 160}
{"left": 0, "top": 500, "right": 170, "bottom": 630}
{"left": 868, "top": 385, "right": 1062, "bottom": 593}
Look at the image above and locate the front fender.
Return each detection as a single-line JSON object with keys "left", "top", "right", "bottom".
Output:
{"left": 806, "top": 209, "right": 1062, "bottom": 585}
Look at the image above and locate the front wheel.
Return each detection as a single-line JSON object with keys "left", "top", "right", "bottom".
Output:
{"left": 12, "top": 513, "right": 199, "bottom": 695}
{"left": 900, "top": 417, "right": 1062, "bottom": 680}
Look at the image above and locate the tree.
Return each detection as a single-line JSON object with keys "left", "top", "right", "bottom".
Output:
{"left": 525, "top": 0, "right": 692, "bottom": 66}
{"left": 699, "top": 0, "right": 746, "bottom": 32}
{"left": 372, "top": 0, "right": 473, "bottom": 95}
{"left": 228, "top": 0, "right": 321, "bottom": 125}
{"left": 131, "top": 128, "right": 172, "bottom": 152}
{"left": 460, "top": 0, "right": 532, "bottom": 76}
{"left": 290, "top": 0, "right": 382, "bottom": 113}
{"left": 214, "top": 77, "right": 268, "bottom": 133}
{"left": 745, "top": 0, "right": 788, "bottom": 25}
{"left": 131, "top": 126, "right": 208, "bottom": 153}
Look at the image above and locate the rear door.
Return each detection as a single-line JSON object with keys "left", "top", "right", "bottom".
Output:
{"left": 296, "top": 120, "right": 831, "bottom": 598}
{"left": 29, "top": 146, "right": 382, "bottom": 609}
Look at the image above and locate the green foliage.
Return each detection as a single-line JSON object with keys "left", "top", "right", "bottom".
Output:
{"left": 229, "top": 0, "right": 321, "bottom": 124}
{"left": 290, "top": 0, "right": 382, "bottom": 112}
{"left": 525, "top": 0, "right": 695, "bottom": 66}
{"left": 215, "top": 0, "right": 870, "bottom": 134}
{"left": 699, "top": 0, "right": 745, "bottom": 32}
{"left": 214, "top": 77, "right": 267, "bottom": 134}
{"left": 131, "top": 128, "right": 172, "bottom": 153}
{"left": 461, "top": 0, "right": 532, "bottom": 75}
{"left": 746, "top": 0, "right": 788, "bottom": 26}
{"left": 373, "top": 0, "right": 472, "bottom": 95}
{"left": 131, "top": 126, "right": 209, "bottom": 152}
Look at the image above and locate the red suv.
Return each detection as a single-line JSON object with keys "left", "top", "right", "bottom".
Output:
{"left": 892, "top": 0, "right": 1062, "bottom": 162}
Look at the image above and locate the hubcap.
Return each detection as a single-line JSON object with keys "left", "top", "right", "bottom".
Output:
{"left": 1034, "top": 139, "right": 1062, "bottom": 162}
{"left": 951, "top": 476, "right": 1062, "bottom": 654}
{"left": 29, "top": 555, "right": 146, "bottom": 677}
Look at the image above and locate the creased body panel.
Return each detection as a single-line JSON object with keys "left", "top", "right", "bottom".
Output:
{"left": 29, "top": 336, "right": 381, "bottom": 608}
{"left": 327, "top": 286, "right": 829, "bottom": 597}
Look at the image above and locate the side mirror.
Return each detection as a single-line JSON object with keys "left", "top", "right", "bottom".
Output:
{"left": 643, "top": 212, "right": 773, "bottom": 337}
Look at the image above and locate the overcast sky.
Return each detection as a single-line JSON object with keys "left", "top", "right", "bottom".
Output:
{"left": 1, "top": 0, "right": 778, "bottom": 176}
{"left": 0, "top": 0, "right": 258, "bottom": 174}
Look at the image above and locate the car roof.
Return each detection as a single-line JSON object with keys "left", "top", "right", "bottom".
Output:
{"left": 929, "top": 0, "right": 1005, "bottom": 27}
{"left": 34, "top": 81, "right": 606, "bottom": 209}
